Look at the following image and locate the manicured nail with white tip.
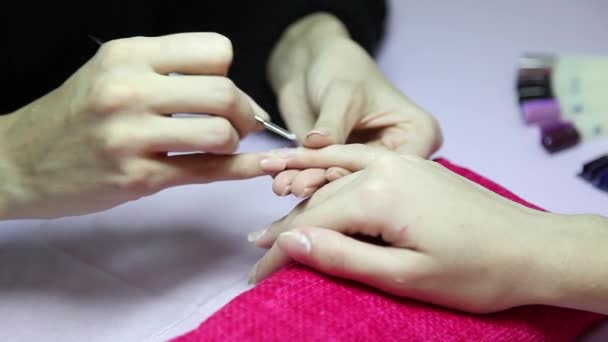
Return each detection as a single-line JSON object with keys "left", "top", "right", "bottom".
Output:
{"left": 278, "top": 231, "right": 311, "bottom": 255}
{"left": 248, "top": 229, "right": 266, "bottom": 243}
{"left": 306, "top": 130, "right": 328, "bottom": 138}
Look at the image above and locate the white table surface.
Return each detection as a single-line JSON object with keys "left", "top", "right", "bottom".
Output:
{"left": 1, "top": 1, "right": 607, "bottom": 341}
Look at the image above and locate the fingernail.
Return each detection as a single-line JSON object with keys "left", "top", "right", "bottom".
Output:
{"left": 306, "top": 130, "right": 328, "bottom": 138}
{"left": 279, "top": 231, "right": 311, "bottom": 255}
{"left": 248, "top": 229, "right": 266, "bottom": 243}
{"left": 260, "top": 158, "right": 286, "bottom": 171}
{"left": 279, "top": 185, "right": 291, "bottom": 197}
{"left": 270, "top": 148, "right": 299, "bottom": 159}
{"left": 248, "top": 262, "right": 258, "bottom": 285}
{"left": 298, "top": 187, "right": 314, "bottom": 198}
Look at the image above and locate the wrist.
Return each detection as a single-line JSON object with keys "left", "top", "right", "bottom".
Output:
{"left": 523, "top": 212, "right": 608, "bottom": 313}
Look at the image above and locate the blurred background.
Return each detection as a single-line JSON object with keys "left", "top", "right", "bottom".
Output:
{"left": 379, "top": 0, "right": 608, "bottom": 215}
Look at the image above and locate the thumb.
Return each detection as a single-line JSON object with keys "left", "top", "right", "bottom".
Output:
{"left": 277, "top": 79, "right": 315, "bottom": 143}
{"left": 244, "top": 91, "right": 271, "bottom": 124}
{"left": 273, "top": 227, "right": 423, "bottom": 293}
{"left": 304, "top": 81, "right": 365, "bottom": 148}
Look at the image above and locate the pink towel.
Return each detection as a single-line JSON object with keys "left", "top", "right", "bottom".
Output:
{"left": 175, "top": 159, "right": 605, "bottom": 341}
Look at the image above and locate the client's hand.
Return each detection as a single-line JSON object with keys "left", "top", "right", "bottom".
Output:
{"left": 248, "top": 145, "right": 587, "bottom": 314}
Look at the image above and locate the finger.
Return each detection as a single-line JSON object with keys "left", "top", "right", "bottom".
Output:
{"left": 301, "top": 170, "right": 363, "bottom": 208}
{"left": 140, "top": 116, "right": 239, "bottom": 154}
{"left": 253, "top": 174, "right": 363, "bottom": 248}
{"left": 252, "top": 227, "right": 428, "bottom": 295}
{"left": 247, "top": 93, "right": 271, "bottom": 122}
{"left": 272, "top": 170, "right": 300, "bottom": 197}
{"left": 277, "top": 79, "right": 315, "bottom": 143}
{"left": 119, "top": 152, "right": 269, "bottom": 196}
{"left": 325, "top": 167, "right": 351, "bottom": 182}
{"left": 395, "top": 116, "right": 443, "bottom": 158}
{"left": 146, "top": 75, "right": 258, "bottom": 137}
{"left": 250, "top": 171, "right": 362, "bottom": 248}
{"left": 290, "top": 168, "right": 327, "bottom": 198}
{"left": 249, "top": 240, "right": 292, "bottom": 285}
{"left": 159, "top": 153, "right": 269, "bottom": 186}
{"left": 304, "top": 81, "right": 365, "bottom": 148}
{"left": 358, "top": 110, "right": 442, "bottom": 159}
{"left": 367, "top": 123, "right": 442, "bottom": 159}
{"left": 259, "top": 144, "right": 383, "bottom": 174}
{"left": 102, "top": 33, "right": 234, "bottom": 76}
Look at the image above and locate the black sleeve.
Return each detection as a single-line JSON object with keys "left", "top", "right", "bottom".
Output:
{"left": 3, "top": 1, "right": 387, "bottom": 121}
{"left": 163, "top": 1, "right": 388, "bottom": 126}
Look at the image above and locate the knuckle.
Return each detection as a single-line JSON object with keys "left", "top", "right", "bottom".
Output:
{"left": 88, "top": 76, "right": 141, "bottom": 113}
{"left": 209, "top": 118, "right": 239, "bottom": 153}
{"left": 96, "top": 38, "right": 134, "bottom": 68}
{"left": 117, "top": 162, "right": 162, "bottom": 195}
{"left": 389, "top": 269, "right": 425, "bottom": 289}
{"left": 416, "top": 109, "right": 439, "bottom": 130}
{"left": 320, "top": 247, "right": 348, "bottom": 276}
{"left": 210, "top": 33, "right": 234, "bottom": 64}
{"left": 425, "top": 113, "right": 441, "bottom": 134}
{"left": 327, "top": 79, "right": 358, "bottom": 94}
{"left": 388, "top": 259, "right": 432, "bottom": 289}
{"left": 370, "top": 154, "right": 412, "bottom": 175}
{"left": 390, "top": 273, "right": 415, "bottom": 287}
{"left": 411, "top": 111, "right": 444, "bottom": 155}
{"left": 353, "top": 177, "right": 395, "bottom": 214}
{"left": 382, "top": 225, "right": 411, "bottom": 246}
{"left": 103, "top": 136, "right": 129, "bottom": 158}
{"left": 190, "top": 33, "right": 233, "bottom": 72}
{"left": 100, "top": 125, "right": 133, "bottom": 157}
{"left": 214, "top": 78, "right": 240, "bottom": 111}
{"left": 428, "top": 116, "right": 444, "bottom": 150}
{"left": 359, "top": 178, "right": 392, "bottom": 201}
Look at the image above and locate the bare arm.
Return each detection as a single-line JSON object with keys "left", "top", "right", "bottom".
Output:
{"left": 535, "top": 214, "right": 608, "bottom": 314}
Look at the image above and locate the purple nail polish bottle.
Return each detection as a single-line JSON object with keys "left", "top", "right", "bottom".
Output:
{"left": 540, "top": 121, "right": 581, "bottom": 153}
{"left": 522, "top": 99, "right": 561, "bottom": 125}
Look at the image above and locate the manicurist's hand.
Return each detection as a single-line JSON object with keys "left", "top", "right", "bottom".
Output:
{"left": 0, "top": 33, "right": 270, "bottom": 219}
{"left": 267, "top": 13, "right": 442, "bottom": 197}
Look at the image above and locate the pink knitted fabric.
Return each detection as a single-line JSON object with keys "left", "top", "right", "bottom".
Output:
{"left": 175, "top": 159, "right": 605, "bottom": 341}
